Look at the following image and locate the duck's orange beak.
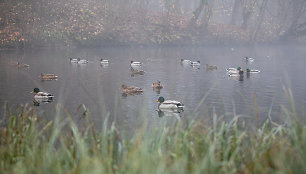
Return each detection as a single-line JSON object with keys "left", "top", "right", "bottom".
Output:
{"left": 155, "top": 100, "right": 159, "bottom": 103}
{"left": 30, "top": 91, "right": 34, "bottom": 94}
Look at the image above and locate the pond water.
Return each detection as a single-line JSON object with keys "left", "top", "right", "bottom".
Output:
{"left": 0, "top": 44, "right": 305, "bottom": 129}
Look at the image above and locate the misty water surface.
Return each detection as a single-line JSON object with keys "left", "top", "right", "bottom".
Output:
{"left": 0, "top": 44, "right": 305, "bottom": 129}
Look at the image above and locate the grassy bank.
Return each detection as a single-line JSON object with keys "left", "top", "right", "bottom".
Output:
{"left": 0, "top": 102, "right": 305, "bottom": 174}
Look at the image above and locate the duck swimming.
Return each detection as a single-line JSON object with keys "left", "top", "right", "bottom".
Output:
{"left": 245, "top": 68, "right": 260, "bottom": 73}
{"left": 100, "top": 59, "right": 109, "bottom": 64}
{"left": 70, "top": 58, "right": 78, "bottom": 63}
{"left": 121, "top": 85, "right": 143, "bottom": 95}
{"left": 245, "top": 57, "right": 254, "bottom": 62}
{"left": 77, "top": 58, "right": 88, "bottom": 64}
{"left": 227, "top": 67, "right": 244, "bottom": 76}
{"left": 40, "top": 73, "right": 58, "bottom": 81}
{"left": 181, "top": 59, "right": 192, "bottom": 65}
{"left": 31, "top": 88, "right": 54, "bottom": 100}
{"left": 130, "top": 61, "right": 142, "bottom": 67}
{"left": 191, "top": 60, "right": 201, "bottom": 66}
{"left": 156, "top": 96, "right": 184, "bottom": 110}
{"left": 152, "top": 81, "right": 163, "bottom": 89}
{"left": 206, "top": 64, "right": 217, "bottom": 69}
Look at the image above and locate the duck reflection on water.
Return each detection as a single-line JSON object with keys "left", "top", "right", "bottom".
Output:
{"left": 157, "top": 109, "right": 183, "bottom": 118}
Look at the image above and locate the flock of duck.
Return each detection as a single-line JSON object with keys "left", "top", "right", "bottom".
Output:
{"left": 226, "top": 57, "right": 260, "bottom": 77}
{"left": 9, "top": 55, "right": 260, "bottom": 113}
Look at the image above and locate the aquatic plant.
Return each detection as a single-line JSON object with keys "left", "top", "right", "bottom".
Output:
{"left": 0, "top": 100, "right": 305, "bottom": 174}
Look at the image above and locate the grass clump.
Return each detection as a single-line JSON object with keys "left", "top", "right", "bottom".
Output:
{"left": 0, "top": 103, "right": 306, "bottom": 174}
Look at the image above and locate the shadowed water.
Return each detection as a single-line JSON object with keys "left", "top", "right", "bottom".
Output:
{"left": 0, "top": 44, "right": 305, "bottom": 128}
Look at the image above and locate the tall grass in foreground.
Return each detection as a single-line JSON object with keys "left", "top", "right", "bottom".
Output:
{"left": 0, "top": 103, "right": 305, "bottom": 174}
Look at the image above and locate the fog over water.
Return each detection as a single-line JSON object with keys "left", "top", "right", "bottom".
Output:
{"left": 1, "top": 0, "right": 306, "bottom": 130}
{"left": 0, "top": 44, "right": 305, "bottom": 129}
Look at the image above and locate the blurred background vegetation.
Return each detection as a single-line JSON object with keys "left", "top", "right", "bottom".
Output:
{"left": 1, "top": 0, "right": 306, "bottom": 49}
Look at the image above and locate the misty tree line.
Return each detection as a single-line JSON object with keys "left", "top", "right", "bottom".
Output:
{"left": 1, "top": 0, "right": 306, "bottom": 48}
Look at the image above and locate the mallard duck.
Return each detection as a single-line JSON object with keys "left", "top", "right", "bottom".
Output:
{"left": 156, "top": 96, "right": 184, "bottom": 110}
{"left": 77, "top": 58, "right": 88, "bottom": 64}
{"left": 130, "top": 61, "right": 142, "bottom": 67}
{"left": 227, "top": 67, "right": 244, "bottom": 76}
{"left": 181, "top": 59, "right": 191, "bottom": 64}
{"left": 70, "top": 58, "right": 78, "bottom": 63}
{"left": 17, "top": 62, "right": 30, "bottom": 68}
{"left": 226, "top": 67, "right": 241, "bottom": 73}
{"left": 245, "top": 57, "right": 254, "bottom": 62}
{"left": 40, "top": 73, "right": 58, "bottom": 80}
{"left": 206, "top": 64, "right": 217, "bottom": 69}
{"left": 152, "top": 81, "right": 163, "bottom": 89}
{"left": 191, "top": 61, "right": 200, "bottom": 66}
{"left": 100, "top": 59, "right": 109, "bottom": 64}
{"left": 130, "top": 67, "right": 145, "bottom": 76}
{"left": 121, "top": 85, "right": 143, "bottom": 94}
{"left": 245, "top": 68, "right": 260, "bottom": 73}
{"left": 31, "top": 88, "right": 54, "bottom": 100}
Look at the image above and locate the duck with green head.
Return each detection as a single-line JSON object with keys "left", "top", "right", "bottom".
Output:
{"left": 156, "top": 96, "right": 184, "bottom": 110}
{"left": 181, "top": 59, "right": 191, "bottom": 65}
{"left": 31, "top": 88, "right": 54, "bottom": 100}
{"left": 77, "top": 57, "right": 88, "bottom": 64}
{"left": 245, "top": 57, "right": 254, "bottom": 62}
{"left": 245, "top": 68, "right": 260, "bottom": 73}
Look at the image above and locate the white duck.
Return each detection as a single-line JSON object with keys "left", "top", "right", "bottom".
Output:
{"left": 130, "top": 61, "right": 142, "bottom": 67}
{"left": 191, "top": 60, "right": 200, "bottom": 66}
{"left": 69, "top": 58, "right": 78, "bottom": 63}
{"left": 100, "top": 59, "right": 109, "bottom": 64}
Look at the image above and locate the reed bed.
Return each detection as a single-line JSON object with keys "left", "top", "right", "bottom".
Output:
{"left": 0, "top": 102, "right": 305, "bottom": 174}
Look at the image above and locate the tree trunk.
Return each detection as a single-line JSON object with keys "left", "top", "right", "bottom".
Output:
{"left": 251, "top": 0, "right": 268, "bottom": 41}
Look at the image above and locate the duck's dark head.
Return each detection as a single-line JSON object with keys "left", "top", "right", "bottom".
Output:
{"left": 131, "top": 61, "right": 134, "bottom": 63}
{"left": 246, "top": 68, "right": 250, "bottom": 72}
{"left": 197, "top": 60, "right": 200, "bottom": 63}
{"left": 156, "top": 96, "right": 165, "bottom": 103}
{"left": 32, "top": 88, "right": 40, "bottom": 93}
{"left": 77, "top": 57, "right": 81, "bottom": 61}
{"left": 181, "top": 59, "right": 184, "bottom": 62}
